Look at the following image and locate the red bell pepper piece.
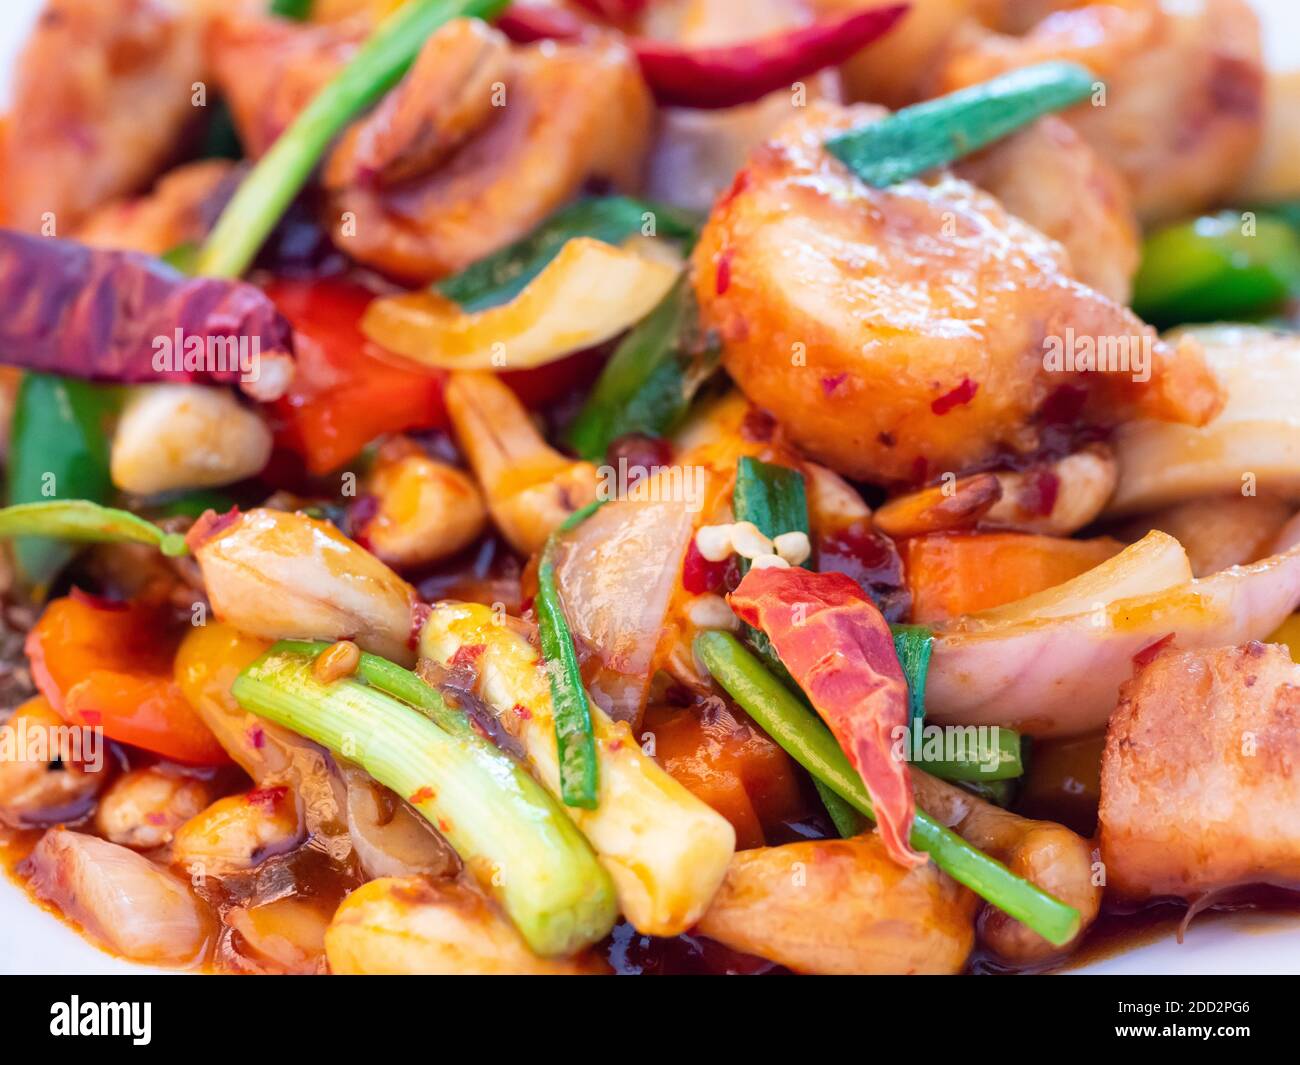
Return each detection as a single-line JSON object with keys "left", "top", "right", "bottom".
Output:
{"left": 499, "top": 3, "right": 910, "bottom": 110}
{"left": 0, "top": 230, "right": 294, "bottom": 401}
{"left": 264, "top": 279, "right": 596, "bottom": 475}
{"left": 727, "top": 566, "right": 922, "bottom": 867}
{"left": 26, "top": 594, "right": 230, "bottom": 766}
{"left": 266, "top": 278, "right": 449, "bottom": 475}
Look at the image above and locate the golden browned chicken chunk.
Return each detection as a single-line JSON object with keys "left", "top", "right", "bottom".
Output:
{"left": 691, "top": 102, "right": 1222, "bottom": 485}
{"left": 208, "top": 14, "right": 653, "bottom": 284}
{"left": 938, "top": 0, "right": 1264, "bottom": 223}
{"left": 696, "top": 834, "right": 977, "bottom": 974}
{"left": 955, "top": 116, "right": 1140, "bottom": 304}
{"left": 75, "top": 158, "right": 235, "bottom": 255}
{"left": 1099, "top": 642, "right": 1300, "bottom": 900}
{"left": 324, "top": 18, "right": 510, "bottom": 188}
{"left": 2, "top": 0, "right": 206, "bottom": 233}
{"left": 204, "top": 11, "right": 366, "bottom": 159}
{"left": 324, "top": 32, "right": 654, "bottom": 283}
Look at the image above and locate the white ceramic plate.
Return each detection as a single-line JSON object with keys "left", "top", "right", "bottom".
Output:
{"left": 1, "top": 0, "right": 1298, "bottom": 976}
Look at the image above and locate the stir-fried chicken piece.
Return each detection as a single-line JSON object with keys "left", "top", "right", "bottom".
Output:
{"left": 208, "top": 13, "right": 654, "bottom": 284}
{"left": 697, "top": 834, "right": 978, "bottom": 974}
{"left": 956, "top": 116, "right": 1140, "bottom": 304}
{"left": 691, "top": 102, "right": 1222, "bottom": 485}
{"left": 939, "top": 0, "right": 1263, "bottom": 223}
{"left": 75, "top": 159, "right": 235, "bottom": 255}
{"left": 324, "top": 32, "right": 654, "bottom": 283}
{"left": 1099, "top": 642, "right": 1300, "bottom": 900}
{"left": 204, "top": 12, "right": 366, "bottom": 159}
{"left": 3, "top": 0, "right": 207, "bottom": 234}
{"left": 324, "top": 18, "right": 510, "bottom": 188}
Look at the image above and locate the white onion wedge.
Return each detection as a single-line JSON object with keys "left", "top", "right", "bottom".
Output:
{"left": 970, "top": 530, "right": 1191, "bottom": 623}
{"left": 27, "top": 829, "right": 212, "bottom": 966}
{"left": 361, "top": 237, "right": 680, "bottom": 371}
{"left": 927, "top": 540, "right": 1300, "bottom": 736}
{"left": 1107, "top": 326, "right": 1300, "bottom": 515}
{"left": 552, "top": 489, "right": 696, "bottom": 727}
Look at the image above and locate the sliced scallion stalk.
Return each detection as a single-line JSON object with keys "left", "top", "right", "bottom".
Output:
{"left": 900, "top": 722, "right": 1023, "bottom": 782}
{"left": 730, "top": 456, "right": 808, "bottom": 670}
{"left": 7, "top": 374, "right": 115, "bottom": 590}
{"left": 269, "top": 0, "right": 313, "bottom": 19}
{"left": 730, "top": 456, "right": 868, "bottom": 836}
{"left": 1132, "top": 210, "right": 1300, "bottom": 328}
{"left": 563, "top": 279, "right": 719, "bottom": 461}
{"left": 536, "top": 501, "right": 607, "bottom": 808}
{"left": 890, "top": 623, "right": 933, "bottom": 733}
{"left": 825, "top": 62, "right": 1096, "bottom": 188}
{"left": 0, "top": 500, "right": 188, "bottom": 557}
{"left": 232, "top": 643, "right": 617, "bottom": 956}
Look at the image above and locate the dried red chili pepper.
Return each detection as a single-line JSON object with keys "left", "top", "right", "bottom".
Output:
{"left": 571, "top": 0, "right": 646, "bottom": 21}
{"left": 499, "top": 3, "right": 910, "bottom": 110}
{"left": 0, "top": 229, "right": 294, "bottom": 400}
{"left": 727, "top": 566, "right": 922, "bottom": 867}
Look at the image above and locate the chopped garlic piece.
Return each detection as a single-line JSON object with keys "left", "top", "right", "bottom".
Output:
{"left": 773, "top": 531, "right": 812, "bottom": 566}
{"left": 730, "top": 521, "right": 775, "bottom": 560}
{"left": 694, "top": 524, "right": 735, "bottom": 562}
{"left": 749, "top": 554, "right": 790, "bottom": 570}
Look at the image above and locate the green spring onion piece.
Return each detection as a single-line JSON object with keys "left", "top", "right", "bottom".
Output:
{"left": 6, "top": 374, "right": 116, "bottom": 591}
{"left": 233, "top": 642, "right": 617, "bottom": 956}
{"left": 269, "top": 0, "right": 314, "bottom": 19}
{"left": 564, "top": 279, "right": 719, "bottom": 461}
{"left": 732, "top": 457, "right": 809, "bottom": 573}
{"left": 695, "top": 630, "right": 1081, "bottom": 946}
{"left": 160, "top": 242, "right": 199, "bottom": 273}
{"left": 196, "top": 0, "right": 510, "bottom": 278}
{"left": 1132, "top": 210, "right": 1300, "bottom": 328}
{"left": 536, "top": 500, "right": 608, "bottom": 808}
{"left": 958, "top": 778, "right": 1016, "bottom": 808}
{"left": 1256, "top": 199, "right": 1300, "bottom": 235}
{"left": 200, "top": 102, "right": 244, "bottom": 162}
{"left": 825, "top": 62, "right": 1096, "bottom": 188}
{"left": 437, "top": 196, "right": 701, "bottom": 312}
{"left": 813, "top": 778, "right": 869, "bottom": 837}
{"left": 273, "top": 638, "right": 475, "bottom": 739}
{"left": 730, "top": 455, "right": 808, "bottom": 679}
{"left": 890, "top": 623, "right": 933, "bottom": 732}
{"left": 0, "top": 501, "right": 188, "bottom": 557}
